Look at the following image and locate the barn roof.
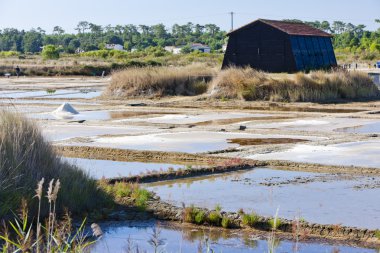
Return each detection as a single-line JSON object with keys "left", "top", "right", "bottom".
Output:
{"left": 227, "top": 19, "right": 332, "bottom": 37}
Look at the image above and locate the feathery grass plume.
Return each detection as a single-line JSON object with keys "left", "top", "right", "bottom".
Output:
{"left": 0, "top": 197, "right": 97, "bottom": 252}
{"left": 52, "top": 179, "right": 60, "bottom": 203}
{"left": 34, "top": 178, "right": 44, "bottom": 253}
{"left": 34, "top": 178, "right": 44, "bottom": 200}
{"left": 91, "top": 223, "right": 103, "bottom": 238}
{"left": 148, "top": 224, "right": 166, "bottom": 253}
{"left": 47, "top": 178, "right": 55, "bottom": 252}
{"left": 47, "top": 179, "right": 54, "bottom": 204}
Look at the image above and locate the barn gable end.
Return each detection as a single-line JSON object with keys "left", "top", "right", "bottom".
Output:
{"left": 222, "top": 19, "right": 337, "bottom": 73}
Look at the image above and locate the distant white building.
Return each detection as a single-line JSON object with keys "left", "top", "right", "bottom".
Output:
{"left": 191, "top": 43, "right": 211, "bottom": 53}
{"left": 222, "top": 44, "right": 228, "bottom": 52}
{"left": 75, "top": 48, "right": 85, "bottom": 54}
{"left": 164, "top": 43, "right": 211, "bottom": 54}
{"left": 105, "top": 44, "right": 124, "bottom": 51}
{"left": 164, "top": 46, "right": 182, "bottom": 55}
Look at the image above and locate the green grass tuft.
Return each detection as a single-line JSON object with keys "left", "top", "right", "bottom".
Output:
{"left": 268, "top": 218, "right": 282, "bottom": 230}
{"left": 208, "top": 211, "right": 222, "bottom": 226}
{"left": 241, "top": 212, "right": 259, "bottom": 227}
{"left": 221, "top": 217, "right": 232, "bottom": 228}
{"left": 194, "top": 210, "right": 206, "bottom": 225}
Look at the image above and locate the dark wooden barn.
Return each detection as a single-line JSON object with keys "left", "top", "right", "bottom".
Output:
{"left": 222, "top": 19, "right": 337, "bottom": 73}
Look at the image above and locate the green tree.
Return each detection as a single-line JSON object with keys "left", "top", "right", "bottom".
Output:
{"left": 370, "top": 42, "right": 380, "bottom": 53}
{"left": 42, "top": 45, "right": 60, "bottom": 59}
{"left": 75, "top": 21, "right": 89, "bottom": 34}
{"left": 23, "top": 30, "right": 43, "bottom": 53}
{"left": 53, "top": 26, "right": 65, "bottom": 35}
{"left": 181, "top": 45, "right": 192, "bottom": 54}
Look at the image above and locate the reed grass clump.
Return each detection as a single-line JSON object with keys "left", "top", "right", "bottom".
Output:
{"left": 182, "top": 205, "right": 206, "bottom": 225}
{"left": 375, "top": 230, "right": 380, "bottom": 239}
{"left": 194, "top": 210, "right": 206, "bottom": 225}
{"left": 183, "top": 205, "right": 197, "bottom": 223}
{"left": 241, "top": 212, "right": 259, "bottom": 227}
{"left": 268, "top": 218, "right": 282, "bottom": 230}
{"left": 105, "top": 64, "right": 215, "bottom": 98}
{"left": 0, "top": 110, "right": 109, "bottom": 218}
{"left": 210, "top": 67, "right": 379, "bottom": 102}
{"left": 208, "top": 211, "right": 222, "bottom": 226}
{"left": 221, "top": 217, "right": 232, "bottom": 228}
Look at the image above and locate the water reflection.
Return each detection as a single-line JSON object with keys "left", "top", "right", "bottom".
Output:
{"left": 91, "top": 220, "right": 376, "bottom": 253}
{"left": 146, "top": 168, "right": 380, "bottom": 229}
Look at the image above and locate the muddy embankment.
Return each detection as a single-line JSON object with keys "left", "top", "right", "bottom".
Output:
{"left": 56, "top": 145, "right": 380, "bottom": 176}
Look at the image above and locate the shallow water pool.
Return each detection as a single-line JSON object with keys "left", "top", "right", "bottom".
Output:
{"left": 248, "top": 141, "right": 380, "bottom": 168}
{"left": 64, "top": 157, "right": 185, "bottom": 179}
{"left": 146, "top": 168, "right": 380, "bottom": 229}
{"left": 91, "top": 220, "right": 377, "bottom": 253}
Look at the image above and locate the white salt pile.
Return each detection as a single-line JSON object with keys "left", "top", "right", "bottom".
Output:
{"left": 52, "top": 103, "right": 79, "bottom": 119}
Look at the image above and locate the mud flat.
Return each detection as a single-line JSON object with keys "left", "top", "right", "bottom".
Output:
{"left": 2, "top": 77, "right": 380, "bottom": 251}
{"left": 248, "top": 141, "right": 380, "bottom": 168}
{"left": 91, "top": 221, "right": 377, "bottom": 253}
{"left": 243, "top": 118, "right": 379, "bottom": 132}
{"left": 42, "top": 124, "right": 160, "bottom": 141}
{"left": 0, "top": 89, "right": 102, "bottom": 99}
{"left": 116, "top": 112, "right": 275, "bottom": 124}
{"left": 146, "top": 168, "right": 380, "bottom": 229}
{"left": 74, "top": 131, "right": 323, "bottom": 153}
{"left": 56, "top": 146, "right": 380, "bottom": 176}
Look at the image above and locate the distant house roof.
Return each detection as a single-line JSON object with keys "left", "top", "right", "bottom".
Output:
{"left": 228, "top": 19, "right": 332, "bottom": 37}
{"left": 191, "top": 43, "right": 210, "bottom": 48}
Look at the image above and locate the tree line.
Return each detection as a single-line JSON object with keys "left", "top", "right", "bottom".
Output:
{"left": 0, "top": 20, "right": 379, "bottom": 54}
{"left": 0, "top": 22, "right": 225, "bottom": 53}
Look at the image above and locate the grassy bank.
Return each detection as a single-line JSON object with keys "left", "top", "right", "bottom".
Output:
{"left": 210, "top": 68, "right": 380, "bottom": 102}
{"left": 0, "top": 110, "right": 110, "bottom": 218}
{"left": 0, "top": 52, "right": 222, "bottom": 77}
{"left": 104, "top": 64, "right": 215, "bottom": 98}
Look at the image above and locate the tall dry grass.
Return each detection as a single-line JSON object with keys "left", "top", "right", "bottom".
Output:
{"left": 104, "top": 64, "right": 215, "bottom": 98}
{"left": 210, "top": 67, "right": 380, "bottom": 102}
{"left": 0, "top": 110, "right": 109, "bottom": 218}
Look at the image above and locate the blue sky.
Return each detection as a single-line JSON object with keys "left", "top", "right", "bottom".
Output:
{"left": 0, "top": 0, "right": 379, "bottom": 33}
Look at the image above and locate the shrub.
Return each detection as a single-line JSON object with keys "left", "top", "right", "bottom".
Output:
{"left": 42, "top": 45, "right": 60, "bottom": 59}
{"left": 221, "top": 217, "right": 232, "bottom": 228}
{"left": 242, "top": 212, "right": 259, "bottom": 227}
{"left": 208, "top": 211, "right": 222, "bottom": 226}
{"left": 210, "top": 67, "right": 380, "bottom": 102}
{"left": 0, "top": 51, "right": 20, "bottom": 57}
{"left": 0, "top": 110, "right": 109, "bottom": 217}
{"left": 105, "top": 64, "right": 215, "bottom": 98}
